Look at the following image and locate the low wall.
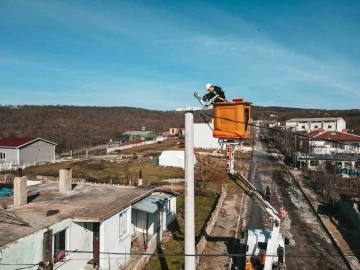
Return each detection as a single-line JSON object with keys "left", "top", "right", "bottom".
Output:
{"left": 106, "top": 140, "right": 158, "bottom": 154}
{"left": 195, "top": 184, "right": 227, "bottom": 266}
{"left": 130, "top": 233, "right": 159, "bottom": 270}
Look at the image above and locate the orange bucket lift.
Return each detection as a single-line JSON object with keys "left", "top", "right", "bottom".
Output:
{"left": 213, "top": 98, "right": 252, "bottom": 140}
{"left": 193, "top": 93, "right": 252, "bottom": 174}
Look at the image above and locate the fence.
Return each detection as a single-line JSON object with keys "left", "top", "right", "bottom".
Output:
{"left": 106, "top": 140, "right": 158, "bottom": 154}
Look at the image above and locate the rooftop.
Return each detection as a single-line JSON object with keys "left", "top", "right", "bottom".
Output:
{"left": 295, "top": 152, "right": 360, "bottom": 161}
{"left": 287, "top": 117, "right": 343, "bottom": 122}
{"left": 122, "top": 131, "right": 154, "bottom": 136}
{"left": 0, "top": 182, "right": 154, "bottom": 247}
{"left": 304, "top": 130, "right": 360, "bottom": 142}
{"left": 0, "top": 137, "right": 56, "bottom": 148}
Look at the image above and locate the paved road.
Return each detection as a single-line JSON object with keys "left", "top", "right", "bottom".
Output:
{"left": 239, "top": 123, "right": 347, "bottom": 269}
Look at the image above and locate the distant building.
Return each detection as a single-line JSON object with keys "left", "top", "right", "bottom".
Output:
{"left": 169, "top": 128, "right": 181, "bottom": 136}
{"left": 0, "top": 137, "right": 56, "bottom": 169}
{"left": 194, "top": 120, "right": 220, "bottom": 149}
{"left": 121, "top": 131, "right": 156, "bottom": 143}
{"left": 286, "top": 117, "right": 346, "bottom": 132}
{"left": 301, "top": 129, "right": 360, "bottom": 154}
{"left": 268, "top": 121, "right": 286, "bottom": 128}
{"left": 293, "top": 152, "right": 360, "bottom": 171}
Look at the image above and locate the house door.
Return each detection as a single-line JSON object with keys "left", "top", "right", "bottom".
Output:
{"left": 93, "top": 222, "right": 100, "bottom": 260}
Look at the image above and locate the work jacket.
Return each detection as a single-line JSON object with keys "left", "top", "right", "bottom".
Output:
{"left": 202, "top": 86, "right": 227, "bottom": 103}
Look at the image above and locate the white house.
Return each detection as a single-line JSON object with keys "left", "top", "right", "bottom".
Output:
{"left": 0, "top": 137, "right": 56, "bottom": 170}
{"left": 286, "top": 117, "right": 346, "bottom": 132}
{"left": 302, "top": 129, "right": 360, "bottom": 154}
{"left": 0, "top": 170, "right": 177, "bottom": 270}
{"left": 194, "top": 120, "right": 220, "bottom": 149}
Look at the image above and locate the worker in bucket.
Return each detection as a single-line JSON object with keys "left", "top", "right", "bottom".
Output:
{"left": 202, "top": 83, "right": 228, "bottom": 103}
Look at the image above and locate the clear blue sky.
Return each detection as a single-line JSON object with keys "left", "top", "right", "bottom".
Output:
{"left": 1, "top": 0, "right": 359, "bottom": 110}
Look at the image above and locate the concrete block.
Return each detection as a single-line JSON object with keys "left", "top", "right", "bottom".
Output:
{"left": 14, "top": 176, "right": 27, "bottom": 206}
{"left": 59, "top": 168, "right": 72, "bottom": 193}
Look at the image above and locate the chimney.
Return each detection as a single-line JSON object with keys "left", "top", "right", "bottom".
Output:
{"left": 14, "top": 176, "right": 27, "bottom": 206}
{"left": 59, "top": 168, "right": 72, "bottom": 193}
{"left": 138, "top": 170, "right": 142, "bottom": 186}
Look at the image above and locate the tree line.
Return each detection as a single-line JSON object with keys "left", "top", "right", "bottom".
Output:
{"left": 0, "top": 105, "right": 359, "bottom": 152}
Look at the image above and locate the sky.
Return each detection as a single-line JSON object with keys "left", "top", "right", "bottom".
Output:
{"left": 0, "top": 0, "right": 360, "bottom": 110}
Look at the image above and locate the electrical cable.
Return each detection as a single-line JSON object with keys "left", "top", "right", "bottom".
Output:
{"left": 200, "top": 113, "right": 360, "bottom": 152}
{"left": 2, "top": 249, "right": 360, "bottom": 267}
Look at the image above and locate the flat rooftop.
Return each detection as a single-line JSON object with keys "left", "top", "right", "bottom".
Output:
{"left": 0, "top": 182, "right": 155, "bottom": 247}
{"left": 287, "top": 117, "right": 343, "bottom": 122}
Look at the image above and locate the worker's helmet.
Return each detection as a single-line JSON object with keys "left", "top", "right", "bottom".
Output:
{"left": 205, "top": 83, "right": 213, "bottom": 90}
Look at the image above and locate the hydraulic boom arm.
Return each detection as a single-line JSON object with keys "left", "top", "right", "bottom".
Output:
{"left": 230, "top": 172, "right": 281, "bottom": 224}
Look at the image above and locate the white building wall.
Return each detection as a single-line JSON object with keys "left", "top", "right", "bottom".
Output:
{"left": 194, "top": 122, "right": 219, "bottom": 149}
{"left": 132, "top": 210, "right": 159, "bottom": 235}
{"left": 165, "top": 196, "right": 177, "bottom": 228}
{"left": 19, "top": 141, "right": 55, "bottom": 166}
{"left": 100, "top": 207, "right": 131, "bottom": 269}
{"left": 323, "top": 121, "right": 336, "bottom": 131}
{"left": 286, "top": 118, "right": 346, "bottom": 132}
{"left": 294, "top": 122, "right": 310, "bottom": 131}
{"left": 68, "top": 222, "right": 93, "bottom": 267}
{"left": 0, "top": 148, "right": 18, "bottom": 170}
{"left": 337, "top": 118, "right": 346, "bottom": 131}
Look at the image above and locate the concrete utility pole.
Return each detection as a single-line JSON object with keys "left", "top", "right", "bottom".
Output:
{"left": 176, "top": 106, "right": 201, "bottom": 270}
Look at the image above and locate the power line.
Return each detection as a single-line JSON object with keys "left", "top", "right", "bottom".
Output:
{"left": 55, "top": 249, "right": 360, "bottom": 257}
{"left": 200, "top": 113, "right": 360, "bottom": 152}
{"left": 2, "top": 249, "right": 360, "bottom": 268}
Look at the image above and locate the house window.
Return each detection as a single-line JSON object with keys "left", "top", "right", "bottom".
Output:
{"left": 310, "top": 160, "right": 319, "bottom": 166}
{"left": 328, "top": 125, "right": 332, "bottom": 129}
{"left": 0, "top": 152, "right": 5, "bottom": 160}
{"left": 344, "top": 162, "right": 352, "bottom": 168}
{"left": 302, "top": 126, "right": 305, "bottom": 129}
{"left": 314, "top": 125, "right": 318, "bottom": 129}
{"left": 54, "top": 230, "right": 66, "bottom": 258}
{"left": 119, "top": 210, "right": 128, "bottom": 238}
{"left": 335, "top": 162, "right": 342, "bottom": 168}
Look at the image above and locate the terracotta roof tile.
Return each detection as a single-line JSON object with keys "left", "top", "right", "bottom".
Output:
{"left": 0, "top": 138, "right": 37, "bottom": 148}
{"left": 313, "top": 131, "right": 360, "bottom": 141}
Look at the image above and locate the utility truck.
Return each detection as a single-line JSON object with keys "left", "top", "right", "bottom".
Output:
{"left": 194, "top": 92, "right": 289, "bottom": 270}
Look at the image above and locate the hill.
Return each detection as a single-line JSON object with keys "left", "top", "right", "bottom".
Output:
{"left": 0, "top": 105, "right": 359, "bottom": 152}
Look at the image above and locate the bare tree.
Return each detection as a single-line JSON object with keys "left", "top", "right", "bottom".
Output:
{"left": 195, "top": 154, "right": 217, "bottom": 192}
